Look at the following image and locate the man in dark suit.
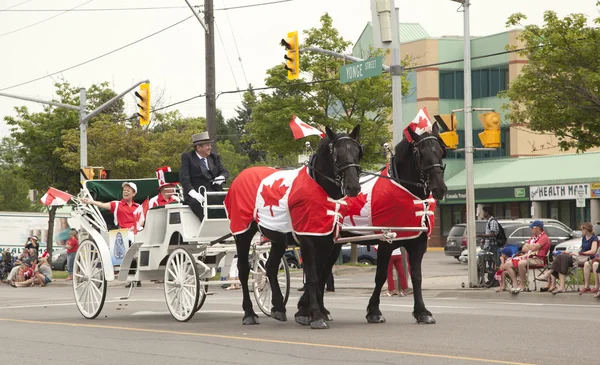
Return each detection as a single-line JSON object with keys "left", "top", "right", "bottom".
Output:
{"left": 180, "top": 131, "right": 229, "bottom": 221}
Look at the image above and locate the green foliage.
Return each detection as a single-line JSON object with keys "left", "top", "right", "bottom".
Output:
{"left": 247, "top": 13, "right": 405, "bottom": 167}
{"left": 503, "top": 10, "right": 600, "bottom": 151}
{"left": 0, "top": 169, "right": 34, "bottom": 211}
{"left": 216, "top": 140, "right": 251, "bottom": 181}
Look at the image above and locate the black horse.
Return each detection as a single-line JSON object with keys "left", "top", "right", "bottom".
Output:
{"left": 224, "top": 125, "right": 362, "bottom": 328}
{"left": 296, "top": 123, "right": 447, "bottom": 326}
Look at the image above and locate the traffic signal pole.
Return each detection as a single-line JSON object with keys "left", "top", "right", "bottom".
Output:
{"left": 0, "top": 80, "right": 149, "bottom": 179}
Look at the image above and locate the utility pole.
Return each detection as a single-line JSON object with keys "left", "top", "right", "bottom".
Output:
{"left": 79, "top": 88, "right": 87, "bottom": 171}
{"left": 453, "top": 0, "right": 477, "bottom": 286}
{"left": 204, "top": 0, "right": 217, "bottom": 150}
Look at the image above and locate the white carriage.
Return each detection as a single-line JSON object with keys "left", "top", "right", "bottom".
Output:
{"left": 71, "top": 178, "right": 290, "bottom": 322}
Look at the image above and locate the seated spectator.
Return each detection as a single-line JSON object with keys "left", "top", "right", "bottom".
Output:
{"left": 578, "top": 222, "right": 599, "bottom": 294}
{"left": 594, "top": 256, "right": 600, "bottom": 299}
{"left": 0, "top": 250, "right": 14, "bottom": 282}
{"left": 19, "top": 257, "right": 52, "bottom": 287}
{"left": 497, "top": 220, "right": 550, "bottom": 293}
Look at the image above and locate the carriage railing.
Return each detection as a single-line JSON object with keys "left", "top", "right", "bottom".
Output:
{"left": 75, "top": 189, "right": 109, "bottom": 233}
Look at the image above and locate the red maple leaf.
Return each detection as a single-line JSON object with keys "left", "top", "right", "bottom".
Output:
{"left": 345, "top": 192, "right": 367, "bottom": 225}
{"left": 260, "top": 178, "right": 290, "bottom": 216}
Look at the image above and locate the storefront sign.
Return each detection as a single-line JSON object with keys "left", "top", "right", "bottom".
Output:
{"left": 529, "top": 183, "right": 590, "bottom": 201}
{"left": 441, "top": 186, "right": 529, "bottom": 204}
{"left": 591, "top": 183, "right": 600, "bottom": 198}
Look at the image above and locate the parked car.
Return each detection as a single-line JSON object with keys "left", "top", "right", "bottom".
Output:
{"left": 554, "top": 237, "right": 582, "bottom": 254}
{"left": 51, "top": 246, "right": 68, "bottom": 271}
{"left": 502, "top": 221, "right": 575, "bottom": 251}
{"left": 341, "top": 244, "right": 378, "bottom": 265}
{"left": 444, "top": 221, "right": 488, "bottom": 260}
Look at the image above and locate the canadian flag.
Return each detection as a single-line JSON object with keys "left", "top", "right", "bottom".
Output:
{"left": 133, "top": 198, "right": 149, "bottom": 234}
{"left": 40, "top": 187, "right": 72, "bottom": 206}
{"left": 289, "top": 115, "right": 325, "bottom": 140}
{"left": 404, "top": 107, "right": 433, "bottom": 142}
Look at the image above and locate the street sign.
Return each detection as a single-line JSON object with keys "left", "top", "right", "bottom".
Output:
{"left": 576, "top": 187, "right": 586, "bottom": 208}
{"left": 340, "top": 57, "right": 383, "bottom": 84}
{"left": 514, "top": 187, "right": 526, "bottom": 198}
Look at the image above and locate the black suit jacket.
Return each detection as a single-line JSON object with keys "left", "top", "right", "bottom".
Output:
{"left": 179, "top": 151, "right": 229, "bottom": 203}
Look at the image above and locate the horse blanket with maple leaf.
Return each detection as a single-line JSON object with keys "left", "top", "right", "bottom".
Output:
{"left": 343, "top": 164, "right": 436, "bottom": 241}
{"left": 224, "top": 166, "right": 347, "bottom": 237}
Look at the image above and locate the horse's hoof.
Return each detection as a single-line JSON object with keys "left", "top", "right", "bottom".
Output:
{"left": 271, "top": 311, "right": 287, "bottom": 322}
{"left": 325, "top": 313, "right": 333, "bottom": 322}
{"left": 310, "top": 319, "right": 329, "bottom": 329}
{"left": 416, "top": 314, "right": 436, "bottom": 324}
{"left": 366, "top": 314, "right": 386, "bottom": 323}
{"left": 294, "top": 315, "right": 311, "bottom": 326}
{"left": 242, "top": 315, "right": 260, "bottom": 325}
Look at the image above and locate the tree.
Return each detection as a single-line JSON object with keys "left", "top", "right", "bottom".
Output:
{"left": 503, "top": 9, "right": 600, "bottom": 151}
{"left": 225, "top": 86, "right": 266, "bottom": 163}
{"left": 247, "top": 13, "right": 407, "bottom": 166}
{"left": 0, "top": 169, "right": 34, "bottom": 211}
{"left": 4, "top": 81, "right": 126, "bottom": 193}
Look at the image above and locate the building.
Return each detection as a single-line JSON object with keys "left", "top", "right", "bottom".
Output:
{"left": 353, "top": 23, "right": 600, "bottom": 247}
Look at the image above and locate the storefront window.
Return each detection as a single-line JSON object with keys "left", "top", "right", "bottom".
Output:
{"left": 519, "top": 202, "right": 529, "bottom": 219}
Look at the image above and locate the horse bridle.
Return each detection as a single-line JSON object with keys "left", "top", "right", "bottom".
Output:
{"left": 410, "top": 135, "right": 446, "bottom": 192}
{"left": 308, "top": 136, "right": 362, "bottom": 192}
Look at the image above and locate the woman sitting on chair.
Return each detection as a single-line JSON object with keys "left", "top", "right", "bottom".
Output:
{"left": 537, "top": 222, "right": 598, "bottom": 294}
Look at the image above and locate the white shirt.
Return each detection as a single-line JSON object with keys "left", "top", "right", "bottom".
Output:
{"left": 195, "top": 152, "right": 210, "bottom": 170}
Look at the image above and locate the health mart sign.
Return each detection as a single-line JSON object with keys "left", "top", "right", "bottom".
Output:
{"left": 529, "top": 183, "right": 591, "bottom": 201}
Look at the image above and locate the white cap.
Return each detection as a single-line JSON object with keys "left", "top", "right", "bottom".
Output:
{"left": 122, "top": 182, "right": 138, "bottom": 193}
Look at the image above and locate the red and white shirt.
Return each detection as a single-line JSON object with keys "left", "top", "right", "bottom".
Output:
{"left": 225, "top": 166, "right": 347, "bottom": 237}
{"left": 109, "top": 199, "right": 140, "bottom": 229}
{"left": 149, "top": 194, "right": 179, "bottom": 208}
{"left": 344, "top": 164, "right": 436, "bottom": 241}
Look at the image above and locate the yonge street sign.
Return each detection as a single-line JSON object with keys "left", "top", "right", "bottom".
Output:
{"left": 340, "top": 57, "right": 383, "bottom": 84}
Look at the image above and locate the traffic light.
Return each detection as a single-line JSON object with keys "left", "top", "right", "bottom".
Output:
{"left": 100, "top": 169, "right": 111, "bottom": 179}
{"left": 281, "top": 31, "right": 300, "bottom": 80}
{"left": 135, "top": 83, "right": 151, "bottom": 125}
{"left": 81, "top": 168, "right": 95, "bottom": 180}
{"left": 434, "top": 114, "right": 459, "bottom": 149}
{"left": 478, "top": 112, "right": 501, "bottom": 148}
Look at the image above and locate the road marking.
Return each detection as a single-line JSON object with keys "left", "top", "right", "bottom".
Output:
{"left": 131, "top": 310, "right": 244, "bottom": 316}
{"left": 0, "top": 317, "right": 536, "bottom": 365}
{"left": 381, "top": 304, "right": 475, "bottom": 309}
{"left": 488, "top": 301, "right": 600, "bottom": 309}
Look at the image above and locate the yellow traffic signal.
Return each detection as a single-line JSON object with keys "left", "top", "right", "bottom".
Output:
{"left": 478, "top": 112, "right": 501, "bottom": 148}
{"left": 81, "top": 168, "right": 95, "bottom": 180}
{"left": 281, "top": 31, "right": 300, "bottom": 80}
{"left": 434, "top": 113, "right": 459, "bottom": 149}
{"left": 135, "top": 83, "right": 151, "bottom": 125}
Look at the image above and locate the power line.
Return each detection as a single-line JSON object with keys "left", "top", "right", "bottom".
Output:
{"left": 0, "top": 15, "right": 194, "bottom": 92}
{"left": 1, "top": 0, "right": 292, "bottom": 12}
{"left": 0, "top": 0, "right": 34, "bottom": 11}
{"left": 0, "top": 0, "right": 95, "bottom": 38}
{"left": 223, "top": 0, "right": 255, "bottom": 87}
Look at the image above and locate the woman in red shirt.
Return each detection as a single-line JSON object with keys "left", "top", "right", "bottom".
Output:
{"left": 66, "top": 229, "right": 79, "bottom": 280}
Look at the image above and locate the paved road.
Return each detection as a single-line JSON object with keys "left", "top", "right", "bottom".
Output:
{"left": 2, "top": 280, "right": 599, "bottom": 365}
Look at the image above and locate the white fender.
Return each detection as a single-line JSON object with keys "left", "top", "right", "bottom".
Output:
{"left": 79, "top": 218, "right": 115, "bottom": 281}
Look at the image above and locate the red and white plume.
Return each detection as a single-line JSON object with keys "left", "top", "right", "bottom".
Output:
{"left": 40, "top": 187, "right": 72, "bottom": 206}
{"left": 404, "top": 107, "right": 433, "bottom": 142}
{"left": 289, "top": 115, "right": 325, "bottom": 140}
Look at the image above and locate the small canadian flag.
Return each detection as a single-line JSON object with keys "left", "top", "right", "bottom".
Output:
{"left": 289, "top": 115, "right": 325, "bottom": 140}
{"left": 40, "top": 187, "right": 72, "bottom": 206}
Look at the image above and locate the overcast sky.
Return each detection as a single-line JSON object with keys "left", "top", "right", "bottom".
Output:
{"left": 0, "top": 0, "right": 598, "bottom": 139}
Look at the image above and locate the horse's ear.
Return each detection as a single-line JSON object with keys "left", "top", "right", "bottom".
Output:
{"left": 432, "top": 122, "right": 440, "bottom": 135}
{"left": 349, "top": 124, "right": 360, "bottom": 141}
{"left": 407, "top": 126, "right": 419, "bottom": 142}
{"left": 325, "top": 126, "right": 336, "bottom": 141}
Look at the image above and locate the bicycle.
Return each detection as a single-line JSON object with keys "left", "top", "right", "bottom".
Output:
{"left": 477, "top": 248, "right": 499, "bottom": 288}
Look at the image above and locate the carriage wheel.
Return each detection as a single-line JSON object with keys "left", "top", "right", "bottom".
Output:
{"left": 73, "top": 239, "right": 107, "bottom": 320}
{"left": 164, "top": 247, "right": 199, "bottom": 322}
{"left": 195, "top": 279, "right": 209, "bottom": 313}
{"left": 252, "top": 251, "right": 290, "bottom": 316}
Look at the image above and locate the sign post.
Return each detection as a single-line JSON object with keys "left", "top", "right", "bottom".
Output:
{"left": 339, "top": 57, "right": 383, "bottom": 84}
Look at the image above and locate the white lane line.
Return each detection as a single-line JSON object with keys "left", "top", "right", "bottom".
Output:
{"left": 487, "top": 301, "right": 600, "bottom": 309}
{"left": 131, "top": 310, "right": 244, "bottom": 316}
{"left": 381, "top": 304, "right": 475, "bottom": 309}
